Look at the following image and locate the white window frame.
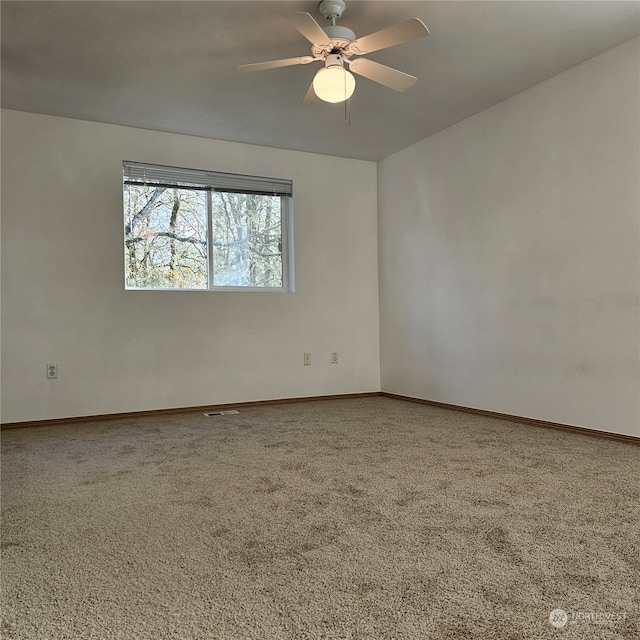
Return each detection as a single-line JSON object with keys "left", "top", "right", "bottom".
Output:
{"left": 123, "top": 161, "right": 294, "bottom": 292}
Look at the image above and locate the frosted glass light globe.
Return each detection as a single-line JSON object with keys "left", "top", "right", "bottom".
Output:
{"left": 313, "top": 66, "right": 356, "bottom": 103}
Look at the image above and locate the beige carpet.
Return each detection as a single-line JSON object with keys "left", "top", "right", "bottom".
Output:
{"left": 1, "top": 396, "right": 638, "bottom": 639}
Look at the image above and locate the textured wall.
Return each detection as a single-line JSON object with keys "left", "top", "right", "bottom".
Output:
{"left": 1, "top": 111, "right": 380, "bottom": 422}
{"left": 378, "top": 38, "right": 640, "bottom": 436}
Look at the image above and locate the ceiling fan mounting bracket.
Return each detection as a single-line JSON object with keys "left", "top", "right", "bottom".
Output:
{"left": 318, "top": 0, "right": 346, "bottom": 23}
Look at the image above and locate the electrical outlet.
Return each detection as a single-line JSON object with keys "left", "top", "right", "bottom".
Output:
{"left": 331, "top": 351, "right": 339, "bottom": 364}
{"left": 303, "top": 352, "right": 311, "bottom": 366}
{"left": 47, "top": 363, "right": 58, "bottom": 379}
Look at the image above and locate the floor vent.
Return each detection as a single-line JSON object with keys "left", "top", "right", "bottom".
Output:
{"left": 204, "top": 410, "right": 240, "bottom": 417}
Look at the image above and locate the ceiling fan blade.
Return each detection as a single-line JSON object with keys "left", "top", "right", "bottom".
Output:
{"left": 348, "top": 58, "right": 417, "bottom": 92}
{"left": 302, "top": 82, "right": 321, "bottom": 105}
{"left": 235, "top": 56, "right": 317, "bottom": 73}
{"left": 288, "top": 12, "right": 331, "bottom": 47}
{"left": 347, "top": 18, "right": 429, "bottom": 55}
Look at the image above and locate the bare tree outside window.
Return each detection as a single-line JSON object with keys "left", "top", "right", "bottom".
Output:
{"left": 124, "top": 185, "right": 208, "bottom": 289}
{"left": 212, "top": 192, "right": 282, "bottom": 287}
{"left": 123, "top": 162, "right": 292, "bottom": 291}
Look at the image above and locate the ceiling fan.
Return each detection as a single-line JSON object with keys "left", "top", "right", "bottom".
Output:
{"left": 235, "top": 0, "right": 429, "bottom": 104}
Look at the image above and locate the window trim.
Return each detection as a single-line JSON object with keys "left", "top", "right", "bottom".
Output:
{"left": 123, "top": 161, "right": 294, "bottom": 292}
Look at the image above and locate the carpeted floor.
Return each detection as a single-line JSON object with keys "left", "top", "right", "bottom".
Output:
{"left": 1, "top": 396, "right": 638, "bottom": 639}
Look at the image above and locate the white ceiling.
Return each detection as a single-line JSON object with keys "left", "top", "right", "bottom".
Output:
{"left": 2, "top": 1, "right": 639, "bottom": 161}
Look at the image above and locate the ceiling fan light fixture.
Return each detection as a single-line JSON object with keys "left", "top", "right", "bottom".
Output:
{"left": 313, "top": 55, "right": 355, "bottom": 103}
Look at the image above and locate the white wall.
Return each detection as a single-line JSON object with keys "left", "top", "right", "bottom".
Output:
{"left": 378, "top": 37, "right": 640, "bottom": 437}
{"left": 1, "top": 111, "right": 380, "bottom": 423}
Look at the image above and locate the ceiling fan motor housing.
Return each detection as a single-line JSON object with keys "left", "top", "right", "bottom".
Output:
{"left": 312, "top": 25, "right": 356, "bottom": 58}
{"left": 323, "top": 25, "right": 356, "bottom": 42}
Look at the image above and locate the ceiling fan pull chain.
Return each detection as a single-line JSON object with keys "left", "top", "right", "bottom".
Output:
{"left": 344, "top": 73, "right": 348, "bottom": 122}
{"left": 344, "top": 84, "right": 351, "bottom": 127}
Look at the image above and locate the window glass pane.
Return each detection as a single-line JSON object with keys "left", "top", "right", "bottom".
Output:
{"left": 123, "top": 161, "right": 292, "bottom": 291}
{"left": 211, "top": 193, "right": 283, "bottom": 287}
{"left": 124, "top": 185, "right": 208, "bottom": 289}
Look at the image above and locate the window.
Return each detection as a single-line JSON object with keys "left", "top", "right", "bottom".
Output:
{"left": 123, "top": 161, "right": 293, "bottom": 290}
